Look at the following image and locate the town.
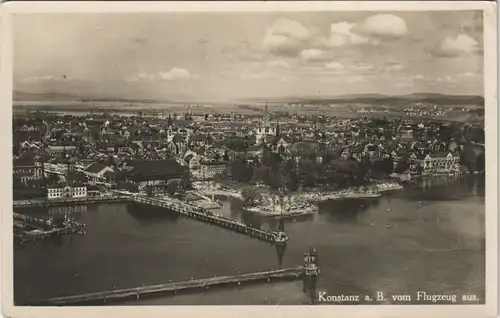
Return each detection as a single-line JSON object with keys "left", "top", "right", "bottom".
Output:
{"left": 13, "top": 103, "right": 485, "bottom": 205}
{"left": 13, "top": 102, "right": 485, "bottom": 226}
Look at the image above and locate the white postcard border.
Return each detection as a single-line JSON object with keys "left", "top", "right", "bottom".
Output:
{"left": 0, "top": 2, "right": 497, "bottom": 318}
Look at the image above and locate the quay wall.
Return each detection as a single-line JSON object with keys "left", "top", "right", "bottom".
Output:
{"left": 13, "top": 196, "right": 132, "bottom": 208}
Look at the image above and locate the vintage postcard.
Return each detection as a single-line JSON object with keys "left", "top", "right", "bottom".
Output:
{"left": 1, "top": 1, "right": 497, "bottom": 318}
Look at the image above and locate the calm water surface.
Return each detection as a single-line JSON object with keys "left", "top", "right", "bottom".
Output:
{"left": 14, "top": 175, "right": 485, "bottom": 305}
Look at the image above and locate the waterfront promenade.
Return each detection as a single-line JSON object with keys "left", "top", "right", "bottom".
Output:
{"left": 13, "top": 196, "right": 132, "bottom": 208}
{"left": 30, "top": 267, "right": 304, "bottom": 306}
{"left": 199, "top": 189, "right": 243, "bottom": 199}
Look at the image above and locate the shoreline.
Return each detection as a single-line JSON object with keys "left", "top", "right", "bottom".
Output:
{"left": 240, "top": 182, "right": 403, "bottom": 216}
{"left": 241, "top": 205, "right": 319, "bottom": 217}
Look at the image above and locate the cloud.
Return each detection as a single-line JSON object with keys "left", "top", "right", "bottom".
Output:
{"left": 262, "top": 18, "right": 310, "bottom": 57}
{"left": 325, "top": 61, "right": 346, "bottom": 71}
{"left": 345, "top": 75, "right": 365, "bottom": 83}
{"left": 239, "top": 71, "right": 279, "bottom": 81}
{"left": 300, "top": 49, "right": 332, "bottom": 63}
{"left": 326, "top": 14, "right": 407, "bottom": 48}
{"left": 433, "top": 34, "right": 481, "bottom": 57}
{"left": 459, "top": 72, "right": 480, "bottom": 79}
{"left": 395, "top": 81, "right": 414, "bottom": 88}
{"left": 198, "top": 38, "right": 210, "bottom": 45}
{"left": 356, "top": 14, "right": 408, "bottom": 40}
{"left": 222, "top": 40, "right": 267, "bottom": 62}
{"left": 385, "top": 63, "right": 404, "bottom": 72}
{"left": 160, "top": 68, "right": 197, "bottom": 81}
{"left": 329, "top": 22, "right": 371, "bottom": 47}
{"left": 20, "top": 75, "right": 68, "bottom": 83}
{"left": 265, "top": 59, "right": 291, "bottom": 69}
{"left": 130, "top": 37, "right": 149, "bottom": 45}
{"left": 128, "top": 68, "right": 198, "bottom": 82}
{"left": 352, "top": 63, "right": 375, "bottom": 72}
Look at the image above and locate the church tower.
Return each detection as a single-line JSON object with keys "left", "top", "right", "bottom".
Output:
{"left": 166, "top": 113, "right": 175, "bottom": 142}
{"left": 264, "top": 103, "right": 269, "bottom": 127}
{"left": 255, "top": 103, "right": 277, "bottom": 145}
{"left": 167, "top": 113, "right": 173, "bottom": 128}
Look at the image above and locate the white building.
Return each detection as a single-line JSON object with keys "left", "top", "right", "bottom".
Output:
{"left": 83, "top": 163, "right": 114, "bottom": 184}
{"left": 255, "top": 104, "right": 277, "bottom": 144}
{"left": 421, "top": 152, "right": 460, "bottom": 173}
{"left": 47, "top": 186, "right": 87, "bottom": 200}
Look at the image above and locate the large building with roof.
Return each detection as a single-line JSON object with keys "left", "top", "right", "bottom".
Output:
{"left": 13, "top": 156, "right": 43, "bottom": 183}
{"left": 122, "top": 159, "right": 187, "bottom": 191}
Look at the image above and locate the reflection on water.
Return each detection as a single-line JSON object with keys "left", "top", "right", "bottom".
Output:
{"left": 126, "top": 203, "right": 180, "bottom": 225}
{"left": 48, "top": 205, "right": 88, "bottom": 215}
{"left": 413, "top": 175, "right": 485, "bottom": 200}
{"left": 13, "top": 175, "right": 485, "bottom": 305}
{"left": 275, "top": 245, "right": 286, "bottom": 268}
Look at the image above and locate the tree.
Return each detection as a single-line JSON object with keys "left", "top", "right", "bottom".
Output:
{"left": 416, "top": 164, "right": 424, "bottom": 174}
{"left": 298, "top": 160, "right": 320, "bottom": 188}
{"left": 460, "top": 146, "right": 478, "bottom": 172}
{"left": 144, "top": 185, "right": 154, "bottom": 196}
{"left": 116, "top": 181, "right": 139, "bottom": 193}
{"left": 45, "top": 173, "right": 60, "bottom": 186}
{"left": 230, "top": 158, "right": 253, "bottom": 183}
{"left": 179, "top": 170, "right": 193, "bottom": 191}
{"left": 66, "top": 171, "right": 87, "bottom": 186}
{"left": 394, "top": 161, "right": 410, "bottom": 174}
{"left": 166, "top": 179, "right": 180, "bottom": 195}
{"left": 225, "top": 138, "right": 247, "bottom": 152}
{"left": 251, "top": 166, "right": 270, "bottom": 185}
{"left": 13, "top": 177, "right": 27, "bottom": 190}
{"left": 213, "top": 171, "right": 229, "bottom": 185}
{"left": 241, "top": 187, "right": 261, "bottom": 206}
{"left": 476, "top": 151, "right": 485, "bottom": 172}
{"left": 332, "top": 159, "right": 365, "bottom": 188}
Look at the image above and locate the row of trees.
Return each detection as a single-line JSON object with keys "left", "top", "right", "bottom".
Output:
{"left": 228, "top": 152, "right": 397, "bottom": 194}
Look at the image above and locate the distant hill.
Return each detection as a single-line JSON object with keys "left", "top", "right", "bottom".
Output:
{"left": 14, "top": 90, "right": 484, "bottom": 107}
{"left": 14, "top": 90, "right": 81, "bottom": 101}
{"left": 13, "top": 90, "right": 171, "bottom": 104}
{"left": 247, "top": 93, "right": 485, "bottom": 106}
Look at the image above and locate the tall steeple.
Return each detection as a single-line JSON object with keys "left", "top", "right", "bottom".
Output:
{"left": 167, "top": 113, "right": 173, "bottom": 128}
{"left": 276, "top": 119, "right": 280, "bottom": 137}
{"left": 264, "top": 103, "right": 269, "bottom": 127}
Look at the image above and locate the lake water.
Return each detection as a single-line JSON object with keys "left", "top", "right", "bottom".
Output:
{"left": 14, "top": 175, "right": 485, "bottom": 305}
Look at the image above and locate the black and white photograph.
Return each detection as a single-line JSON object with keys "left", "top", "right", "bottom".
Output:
{"left": 2, "top": 2, "right": 497, "bottom": 318}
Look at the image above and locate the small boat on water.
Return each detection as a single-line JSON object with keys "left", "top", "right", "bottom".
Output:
{"left": 272, "top": 218, "right": 288, "bottom": 245}
{"left": 272, "top": 231, "right": 288, "bottom": 245}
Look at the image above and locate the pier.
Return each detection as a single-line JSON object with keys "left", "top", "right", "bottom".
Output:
{"left": 13, "top": 212, "right": 86, "bottom": 244}
{"left": 133, "top": 195, "right": 286, "bottom": 245}
{"left": 14, "top": 212, "right": 53, "bottom": 226}
{"left": 30, "top": 267, "right": 305, "bottom": 306}
{"left": 13, "top": 196, "right": 132, "bottom": 208}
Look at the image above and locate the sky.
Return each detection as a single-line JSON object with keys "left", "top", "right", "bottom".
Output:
{"left": 13, "top": 11, "right": 484, "bottom": 102}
